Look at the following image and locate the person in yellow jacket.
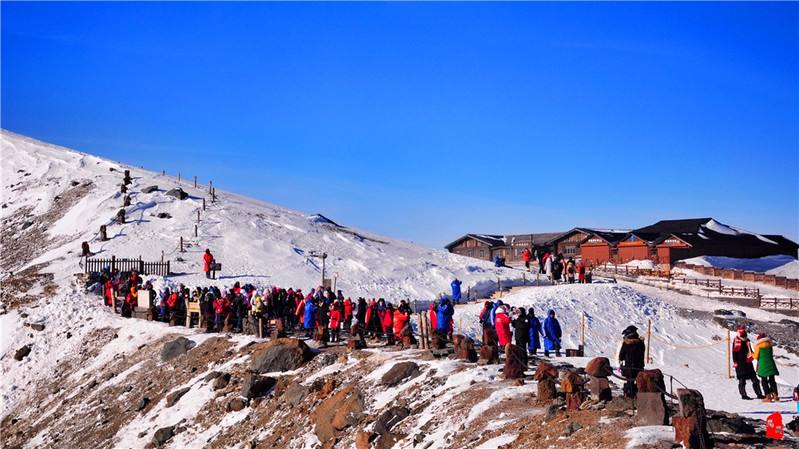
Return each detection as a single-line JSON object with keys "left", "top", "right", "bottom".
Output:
{"left": 753, "top": 333, "right": 780, "bottom": 403}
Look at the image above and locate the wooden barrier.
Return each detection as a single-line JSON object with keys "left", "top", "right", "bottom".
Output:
{"left": 84, "top": 256, "right": 170, "bottom": 276}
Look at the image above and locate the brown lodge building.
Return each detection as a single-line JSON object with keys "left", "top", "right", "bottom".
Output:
{"left": 445, "top": 218, "right": 798, "bottom": 268}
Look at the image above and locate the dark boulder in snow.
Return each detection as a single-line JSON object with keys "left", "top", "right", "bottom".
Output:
{"left": 165, "top": 387, "right": 190, "bottom": 407}
{"left": 250, "top": 338, "right": 314, "bottom": 374}
{"left": 240, "top": 372, "right": 276, "bottom": 399}
{"left": 160, "top": 337, "right": 196, "bottom": 362}
{"left": 141, "top": 185, "right": 159, "bottom": 193}
{"left": 312, "top": 385, "right": 364, "bottom": 445}
{"left": 14, "top": 345, "right": 31, "bottom": 361}
{"left": 30, "top": 323, "right": 45, "bottom": 332}
{"left": 203, "top": 371, "right": 222, "bottom": 382}
{"left": 281, "top": 381, "right": 309, "bottom": 406}
{"left": 373, "top": 406, "right": 410, "bottom": 435}
{"left": 152, "top": 425, "right": 174, "bottom": 446}
{"left": 165, "top": 187, "right": 188, "bottom": 200}
{"left": 227, "top": 397, "right": 248, "bottom": 412}
{"left": 137, "top": 397, "right": 150, "bottom": 411}
{"left": 212, "top": 373, "right": 231, "bottom": 390}
{"left": 380, "top": 361, "right": 420, "bottom": 387}
{"left": 156, "top": 212, "right": 171, "bottom": 219}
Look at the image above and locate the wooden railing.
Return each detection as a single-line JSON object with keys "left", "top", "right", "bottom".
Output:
{"left": 84, "top": 256, "right": 170, "bottom": 276}
{"left": 758, "top": 297, "right": 798, "bottom": 311}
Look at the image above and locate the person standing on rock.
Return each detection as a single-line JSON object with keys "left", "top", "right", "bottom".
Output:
{"left": 753, "top": 332, "right": 780, "bottom": 403}
{"left": 543, "top": 310, "right": 562, "bottom": 357}
{"left": 618, "top": 325, "right": 646, "bottom": 398}
{"left": 494, "top": 305, "right": 512, "bottom": 347}
{"left": 732, "top": 324, "right": 765, "bottom": 400}
{"left": 527, "top": 309, "right": 543, "bottom": 356}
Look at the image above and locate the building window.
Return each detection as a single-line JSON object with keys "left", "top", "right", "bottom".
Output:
{"left": 467, "top": 250, "right": 474, "bottom": 257}
{"left": 479, "top": 250, "right": 485, "bottom": 258}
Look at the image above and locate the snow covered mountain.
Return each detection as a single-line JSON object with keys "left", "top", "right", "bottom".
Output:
{"left": 0, "top": 130, "right": 516, "bottom": 304}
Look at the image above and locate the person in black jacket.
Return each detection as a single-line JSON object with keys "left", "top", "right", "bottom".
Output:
{"left": 512, "top": 307, "right": 530, "bottom": 351}
{"left": 618, "top": 325, "right": 646, "bottom": 398}
{"left": 732, "top": 324, "right": 764, "bottom": 400}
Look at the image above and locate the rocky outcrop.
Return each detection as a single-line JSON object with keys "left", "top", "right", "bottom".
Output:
{"left": 165, "top": 387, "right": 190, "bottom": 407}
{"left": 312, "top": 385, "right": 364, "bottom": 446}
{"left": 160, "top": 337, "right": 196, "bottom": 362}
{"left": 250, "top": 338, "right": 315, "bottom": 374}
{"left": 380, "top": 361, "right": 420, "bottom": 387}
{"left": 241, "top": 372, "right": 276, "bottom": 399}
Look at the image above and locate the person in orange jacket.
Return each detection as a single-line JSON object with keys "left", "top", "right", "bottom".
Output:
{"left": 203, "top": 249, "right": 215, "bottom": 279}
{"left": 393, "top": 308, "right": 409, "bottom": 339}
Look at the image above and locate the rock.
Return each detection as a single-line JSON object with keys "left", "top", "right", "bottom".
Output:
{"left": 137, "top": 397, "right": 150, "bottom": 411}
{"left": 503, "top": 344, "right": 527, "bottom": 379}
{"left": 165, "top": 187, "right": 189, "bottom": 200}
{"left": 706, "top": 411, "right": 755, "bottom": 434}
{"left": 227, "top": 397, "right": 248, "bottom": 412}
{"left": 477, "top": 344, "right": 499, "bottom": 365}
{"left": 165, "top": 387, "right": 190, "bottom": 407}
{"left": 380, "top": 361, "right": 420, "bottom": 387}
{"left": 605, "top": 397, "right": 634, "bottom": 412}
{"left": 635, "top": 369, "right": 665, "bottom": 394}
{"left": 212, "top": 373, "right": 231, "bottom": 390}
{"left": 588, "top": 376, "right": 612, "bottom": 401}
{"left": 560, "top": 370, "right": 583, "bottom": 393}
{"left": 564, "top": 421, "right": 582, "bottom": 436}
{"left": 30, "top": 323, "right": 45, "bottom": 332}
{"left": 142, "top": 185, "right": 159, "bottom": 193}
{"left": 160, "top": 337, "right": 196, "bottom": 362}
{"left": 14, "top": 345, "right": 31, "bottom": 361}
{"left": 250, "top": 338, "right": 315, "bottom": 374}
{"left": 203, "top": 371, "right": 222, "bottom": 382}
{"left": 156, "top": 212, "right": 171, "bottom": 219}
{"left": 533, "top": 361, "right": 558, "bottom": 380}
{"left": 312, "top": 385, "right": 364, "bottom": 444}
{"left": 355, "top": 431, "right": 374, "bottom": 449}
{"left": 453, "top": 335, "right": 478, "bottom": 362}
{"left": 635, "top": 392, "right": 668, "bottom": 426}
{"left": 240, "top": 372, "right": 276, "bottom": 399}
{"left": 537, "top": 377, "right": 557, "bottom": 402}
{"left": 585, "top": 357, "right": 612, "bottom": 378}
{"left": 282, "top": 381, "right": 309, "bottom": 406}
{"left": 544, "top": 404, "right": 560, "bottom": 420}
{"left": 373, "top": 406, "right": 410, "bottom": 435}
{"left": 674, "top": 389, "right": 709, "bottom": 449}
{"left": 153, "top": 426, "right": 175, "bottom": 446}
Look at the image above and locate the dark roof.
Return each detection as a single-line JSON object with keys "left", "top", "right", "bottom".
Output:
{"left": 444, "top": 234, "right": 505, "bottom": 250}
{"left": 634, "top": 218, "right": 712, "bottom": 235}
{"left": 505, "top": 233, "right": 565, "bottom": 246}
{"left": 549, "top": 227, "right": 630, "bottom": 246}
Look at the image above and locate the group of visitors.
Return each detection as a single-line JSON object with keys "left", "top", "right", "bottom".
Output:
{"left": 477, "top": 301, "right": 563, "bottom": 357}
{"left": 732, "top": 324, "right": 781, "bottom": 403}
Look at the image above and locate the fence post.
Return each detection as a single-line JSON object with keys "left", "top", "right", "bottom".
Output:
{"left": 111, "top": 255, "right": 116, "bottom": 271}
{"left": 197, "top": 210, "right": 200, "bottom": 223}
{"left": 180, "top": 236, "right": 184, "bottom": 253}
{"left": 194, "top": 176, "right": 197, "bottom": 188}
{"left": 194, "top": 225, "right": 198, "bottom": 237}
{"left": 167, "top": 260, "right": 171, "bottom": 275}
{"left": 646, "top": 319, "right": 652, "bottom": 364}
{"left": 203, "top": 198, "right": 206, "bottom": 211}
{"left": 726, "top": 330, "right": 731, "bottom": 379}
{"left": 178, "top": 173, "right": 181, "bottom": 183}
{"left": 522, "top": 272, "right": 526, "bottom": 285}
{"left": 209, "top": 180, "right": 213, "bottom": 194}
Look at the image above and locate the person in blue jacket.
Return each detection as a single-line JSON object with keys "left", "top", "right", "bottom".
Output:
{"left": 527, "top": 309, "right": 544, "bottom": 355}
{"left": 435, "top": 297, "right": 454, "bottom": 339}
{"left": 489, "top": 300, "right": 503, "bottom": 326}
{"left": 543, "top": 309, "right": 562, "bottom": 357}
{"left": 304, "top": 299, "right": 317, "bottom": 338}
{"left": 451, "top": 279, "right": 463, "bottom": 304}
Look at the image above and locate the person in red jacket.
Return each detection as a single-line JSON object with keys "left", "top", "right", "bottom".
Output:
{"left": 521, "top": 248, "right": 532, "bottom": 271}
{"left": 382, "top": 304, "right": 395, "bottom": 344}
{"left": 343, "top": 298, "right": 353, "bottom": 330}
{"left": 393, "top": 308, "right": 409, "bottom": 340}
{"left": 578, "top": 261, "right": 587, "bottom": 283}
{"left": 428, "top": 303, "right": 437, "bottom": 330}
{"left": 494, "top": 305, "right": 512, "bottom": 347}
{"left": 104, "top": 279, "right": 114, "bottom": 307}
{"left": 203, "top": 249, "right": 215, "bottom": 279}
{"left": 213, "top": 296, "right": 227, "bottom": 331}
{"left": 329, "top": 301, "right": 342, "bottom": 343}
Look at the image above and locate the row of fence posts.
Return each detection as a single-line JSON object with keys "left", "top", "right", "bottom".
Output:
{"left": 644, "top": 318, "right": 732, "bottom": 379}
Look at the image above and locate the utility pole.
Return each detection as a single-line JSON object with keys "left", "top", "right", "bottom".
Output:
{"left": 308, "top": 251, "right": 329, "bottom": 287}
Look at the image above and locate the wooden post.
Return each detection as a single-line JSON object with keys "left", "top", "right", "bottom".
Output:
{"left": 197, "top": 210, "right": 200, "bottom": 223}
{"left": 162, "top": 169, "right": 165, "bottom": 175}
{"left": 111, "top": 255, "right": 116, "bottom": 271}
{"left": 523, "top": 272, "right": 526, "bottom": 285}
{"left": 580, "top": 313, "right": 585, "bottom": 348}
{"left": 166, "top": 260, "right": 170, "bottom": 275}
{"left": 209, "top": 180, "right": 213, "bottom": 194}
{"left": 497, "top": 276, "right": 501, "bottom": 297}
{"left": 194, "top": 176, "right": 197, "bottom": 188}
{"left": 178, "top": 173, "right": 181, "bottom": 183}
{"left": 180, "top": 236, "right": 184, "bottom": 253}
{"left": 646, "top": 319, "right": 652, "bottom": 364}
{"left": 202, "top": 198, "right": 206, "bottom": 211}
{"left": 161, "top": 250, "right": 164, "bottom": 262}
{"left": 194, "top": 225, "right": 198, "bottom": 237}
{"left": 726, "top": 330, "right": 732, "bottom": 379}
{"left": 212, "top": 188, "right": 216, "bottom": 202}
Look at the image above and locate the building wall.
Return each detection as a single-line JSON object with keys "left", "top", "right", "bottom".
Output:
{"left": 581, "top": 243, "right": 611, "bottom": 265}
{"left": 617, "top": 242, "right": 651, "bottom": 262}
{"left": 448, "top": 238, "right": 493, "bottom": 261}
{"left": 555, "top": 231, "right": 589, "bottom": 259}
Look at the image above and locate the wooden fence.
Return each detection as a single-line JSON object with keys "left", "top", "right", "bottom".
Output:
{"left": 84, "top": 256, "right": 170, "bottom": 276}
{"left": 674, "top": 262, "right": 799, "bottom": 291}
{"left": 758, "top": 297, "right": 799, "bottom": 311}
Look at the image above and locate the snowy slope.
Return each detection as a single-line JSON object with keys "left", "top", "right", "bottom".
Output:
{"left": 0, "top": 130, "right": 519, "bottom": 301}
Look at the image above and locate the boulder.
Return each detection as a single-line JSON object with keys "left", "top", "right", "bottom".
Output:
{"left": 137, "top": 397, "right": 150, "bottom": 411}
{"left": 142, "top": 185, "right": 159, "bottom": 194}
{"left": 674, "top": 389, "right": 709, "bottom": 449}
{"left": 227, "top": 397, "right": 248, "bottom": 412}
{"left": 203, "top": 371, "right": 222, "bottom": 382}
{"left": 706, "top": 411, "right": 755, "bottom": 435}
{"left": 14, "top": 345, "right": 31, "bottom": 361}
{"left": 585, "top": 357, "right": 612, "bottom": 378}
{"left": 560, "top": 371, "right": 583, "bottom": 393}
{"left": 380, "top": 361, "right": 420, "bottom": 387}
{"left": 30, "top": 323, "right": 45, "bottom": 332}
{"left": 240, "top": 372, "right": 276, "bottom": 399}
{"left": 165, "top": 387, "right": 190, "bottom": 407}
{"left": 312, "top": 385, "right": 364, "bottom": 445}
{"left": 588, "top": 376, "right": 612, "bottom": 401}
{"left": 250, "top": 338, "right": 315, "bottom": 374}
{"left": 452, "top": 335, "right": 478, "bottom": 362}
{"left": 153, "top": 425, "right": 175, "bottom": 446}
{"left": 537, "top": 377, "right": 558, "bottom": 402}
{"left": 160, "top": 337, "right": 196, "bottom": 362}
{"left": 355, "top": 431, "right": 374, "bottom": 449}
{"left": 212, "top": 373, "right": 231, "bottom": 390}
{"left": 165, "top": 187, "right": 189, "bottom": 200}
{"left": 478, "top": 344, "right": 499, "bottom": 365}
{"left": 281, "top": 381, "right": 309, "bottom": 406}
{"left": 373, "top": 406, "right": 410, "bottom": 435}
{"left": 503, "top": 344, "right": 527, "bottom": 380}
{"left": 533, "top": 361, "right": 558, "bottom": 381}
{"left": 635, "top": 369, "right": 665, "bottom": 394}
{"left": 635, "top": 392, "right": 668, "bottom": 426}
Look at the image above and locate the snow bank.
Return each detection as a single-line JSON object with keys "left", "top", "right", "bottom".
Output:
{"left": 622, "top": 259, "right": 656, "bottom": 270}
{"left": 680, "top": 255, "right": 797, "bottom": 277}
{"left": 624, "top": 426, "right": 673, "bottom": 448}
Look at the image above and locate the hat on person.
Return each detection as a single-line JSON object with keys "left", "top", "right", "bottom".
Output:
{"left": 622, "top": 325, "right": 638, "bottom": 337}
{"left": 736, "top": 324, "right": 746, "bottom": 331}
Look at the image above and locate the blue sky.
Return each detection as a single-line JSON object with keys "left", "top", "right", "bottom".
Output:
{"left": 2, "top": 2, "right": 797, "bottom": 247}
